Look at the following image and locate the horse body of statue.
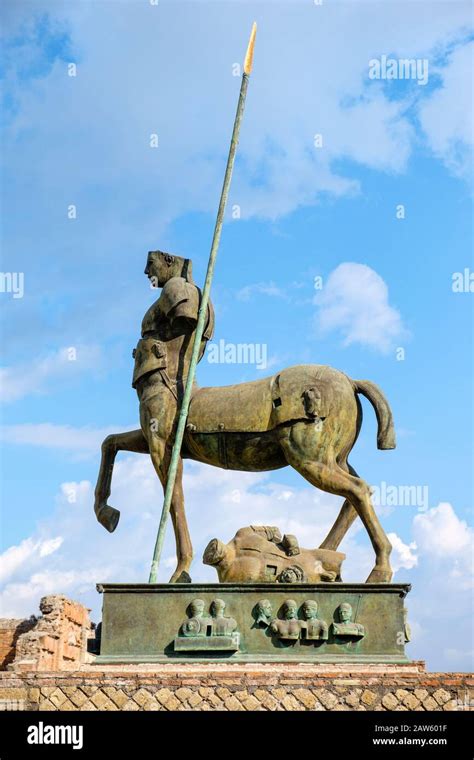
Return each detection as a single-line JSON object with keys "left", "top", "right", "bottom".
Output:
{"left": 94, "top": 251, "right": 395, "bottom": 584}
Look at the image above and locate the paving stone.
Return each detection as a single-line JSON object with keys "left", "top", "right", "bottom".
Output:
{"left": 155, "top": 688, "right": 173, "bottom": 706}
{"left": 254, "top": 689, "right": 279, "bottom": 711}
{"left": 281, "top": 694, "right": 302, "bottom": 711}
{"left": 133, "top": 688, "right": 154, "bottom": 707}
{"left": 361, "top": 689, "right": 377, "bottom": 707}
{"left": 187, "top": 692, "right": 203, "bottom": 708}
{"left": 108, "top": 689, "right": 129, "bottom": 709}
{"left": 433, "top": 688, "right": 451, "bottom": 706}
{"left": 80, "top": 686, "right": 98, "bottom": 697}
{"left": 69, "top": 690, "right": 89, "bottom": 708}
{"left": 122, "top": 700, "right": 140, "bottom": 711}
{"left": 61, "top": 700, "right": 76, "bottom": 711}
{"left": 175, "top": 687, "right": 193, "bottom": 702}
{"left": 224, "top": 695, "right": 244, "bottom": 711}
{"left": 161, "top": 693, "right": 181, "bottom": 711}
{"left": 40, "top": 699, "right": 56, "bottom": 711}
{"left": 91, "top": 690, "right": 111, "bottom": 709}
{"left": 395, "top": 689, "right": 410, "bottom": 701}
{"left": 443, "top": 699, "right": 459, "bottom": 711}
{"left": 402, "top": 694, "right": 420, "bottom": 710}
{"left": 143, "top": 699, "right": 161, "bottom": 711}
{"left": 314, "top": 688, "right": 338, "bottom": 710}
{"left": 414, "top": 688, "right": 429, "bottom": 702}
{"left": 242, "top": 695, "right": 261, "bottom": 711}
{"left": 381, "top": 693, "right": 399, "bottom": 711}
{"left": 423, "top": 696, "right": 439, "bottom": 711}
{"left": 79, "top": 701, "right": 97, "bottom": 711}
{"left": 294, "top": 688, "right": 318, "bottom": 709}
{"left": 207, "top": 693, "right": 224, "bottom": 709}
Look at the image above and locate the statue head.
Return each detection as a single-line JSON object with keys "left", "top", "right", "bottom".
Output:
{"left": 338, "top": 602, "right": 353, "bottom": 623}
{"left": 283, "top": 599, "right": 298, "bottom": 620}
{"left": 189, "top": 599, "right": 205, "bottom": 618}
{"left": 210, "top": 598, "right": 226, "bottom": 618}
{"left": 302, "top": 600, "right": 318, "bottom": 620}
{"left": 278, "top": 565, "right": 305, "bottom": 584}
{"left": 145, "top": 250, "right": 193, "bottom": 287}
{"left": 255, "top": 599, "right": 273, "bottom": 625}
{"left": 202, "top": 538, "right": 228, "bottom": 567}
{"left": 281, "top": 533, "right": 300, "bottom": 556}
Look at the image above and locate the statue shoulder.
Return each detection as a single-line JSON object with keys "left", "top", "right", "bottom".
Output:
{"left": 159, "top": 277, "right": 214, "bottom": 341}
{"left": 159, "top": 277, "right": 196, "bottom": 316}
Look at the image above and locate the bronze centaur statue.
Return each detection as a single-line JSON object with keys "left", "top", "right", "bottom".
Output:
{"left": 94, "top": 251, "right": 396, "bottom": 584}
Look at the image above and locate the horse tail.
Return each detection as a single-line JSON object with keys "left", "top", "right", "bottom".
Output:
{"left": 353, "top": 380, "right": 396, "bottom": 450}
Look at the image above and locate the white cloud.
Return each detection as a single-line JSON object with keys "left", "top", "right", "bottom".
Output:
{"left": 414, "top": 502, "right": 472, "bottom": 557}
{"left": 38, "top": 537, "right": 64, "bottom": 557}
{"left": 0, "top": 569, "right": 105, "bottom": 618}
{"left": 236, "top": 282, "right": 288, "bottom": 301}
{"left": 0, "top": 346, "right": 102, "bottom": 403}
{"left": 1, "top": 423, "right": 135, "bottom": 457}
{"left": 413, "top": 502, "right": 473, "bottom": 591}
{"left": 418, "top": 42, "right": 474, "bottom": 180}
{"left": 314, "top": 262, "right": 406, "bottom": 353}
{"left": 0, "top": 536, "right": 63, "bottom": 584}
{"left": 387, "top": 532, "right": 418, "bottom": 572}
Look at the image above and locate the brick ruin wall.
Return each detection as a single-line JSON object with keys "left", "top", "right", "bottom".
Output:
{"left": 1, "top": 595, "right": 92, "bottom": 674}
{"left": 0, "top": 666, "right": 472, "bottom": 711}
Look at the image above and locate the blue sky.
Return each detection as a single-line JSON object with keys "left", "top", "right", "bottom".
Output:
{"left": 0, "top": 0, "right": 473, "bottom": 673}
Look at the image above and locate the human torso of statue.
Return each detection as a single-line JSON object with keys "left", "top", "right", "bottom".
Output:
{"left": 132, "top": 276, "right": 215, "bottom": 396}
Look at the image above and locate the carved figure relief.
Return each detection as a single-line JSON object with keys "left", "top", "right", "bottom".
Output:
{"left": 332, "top": 602, "right": 365, "bottom": 639}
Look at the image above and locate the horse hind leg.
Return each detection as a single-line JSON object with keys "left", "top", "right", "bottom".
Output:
{"left": 319, "top": 463, "right": 359, "bottom": 551}
{"left": 94, "top": 429, "right": 148, "bottom": 532}
{"left": 285, "top": 450, "right": 392, "bottom": 582}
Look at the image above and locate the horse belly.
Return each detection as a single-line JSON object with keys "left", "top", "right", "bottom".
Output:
{"left": 183, "top": 430, "right": 287, "bottom": 472}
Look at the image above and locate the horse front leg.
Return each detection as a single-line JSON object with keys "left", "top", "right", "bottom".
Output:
{"left": 94, "top": 429, "right": 148, "bottom": 532}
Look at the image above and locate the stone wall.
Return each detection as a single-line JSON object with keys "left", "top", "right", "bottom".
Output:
{"left": 5, "top": 596, "right": 92, "bottom": 673}
{"left": 0, "top": 618, "right": 37, "bottom": 670}
{"left": 0, "top": 664, "right": 472, "bottom": 711}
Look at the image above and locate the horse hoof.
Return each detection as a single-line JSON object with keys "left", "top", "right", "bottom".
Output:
{"left": 169, "top": 570, "right": 192, "bottom": 584}
{"left": 365, "top": 566, "right": 392, "bottom": 583}
{"left": 176, "top": 571, "right": 192, "bottom": 583}
{"left": 96, "top": 504, "right": 120, "bottom": 533}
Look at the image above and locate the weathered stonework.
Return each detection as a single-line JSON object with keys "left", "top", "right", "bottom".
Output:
{"left": 5, "top": 596, "right": 92, "bottom": 673}
{"left": 0, "top": 618, "right": 37, "bottom": 670}
{"left": 0, "top": 664, "right": 472, "bottom": 712}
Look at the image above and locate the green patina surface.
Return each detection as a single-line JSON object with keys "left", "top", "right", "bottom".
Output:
{"left": 95, "top": 583, "right": 411, "bottom": 664}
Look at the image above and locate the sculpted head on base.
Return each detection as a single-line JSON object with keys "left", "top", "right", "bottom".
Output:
{"left": 255, "top": 599, "right": 273, "bottom": 626}
{"left": 302, "top": 600, "right": 319, "bottom": 620}
{"left": 338, "top": 602, "right": 353, "bottom": 623}
{"left": 282, "top": 600, "right": 298, "bottom": 620}
{"left": 188, "top": 599, "right": 206, "bottom": 619}
{"left": 210, "top": 598, "right": 226, "bottom": 618}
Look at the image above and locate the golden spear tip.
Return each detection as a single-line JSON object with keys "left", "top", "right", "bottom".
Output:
{"left": 243, "top": 22, "right": 257, "bottom": 75}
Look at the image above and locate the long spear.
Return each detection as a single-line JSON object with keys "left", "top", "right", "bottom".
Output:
{"left": 148, "top": 23, "right": 257, "bottom": 583}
